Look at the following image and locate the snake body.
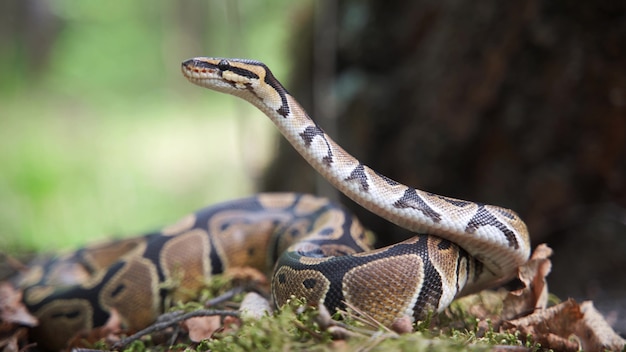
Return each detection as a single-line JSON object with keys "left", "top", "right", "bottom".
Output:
{"left": 20, "top": 57, "right": 530, "bottom": 350}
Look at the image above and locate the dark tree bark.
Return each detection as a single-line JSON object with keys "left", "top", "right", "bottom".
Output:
{"left": 262, "top": 0, "right": 626, "bottom": 332}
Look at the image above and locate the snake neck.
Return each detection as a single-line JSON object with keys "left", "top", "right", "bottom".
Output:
{"left": 181, "top": 57, "right": 531, "bottom": 279}
{"left": 259, "top": 91, "right": 528, "bottom": 276}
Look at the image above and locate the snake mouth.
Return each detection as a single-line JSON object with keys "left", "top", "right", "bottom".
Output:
{"left": 181, "top": 59, "right": 220, "bottom": 80}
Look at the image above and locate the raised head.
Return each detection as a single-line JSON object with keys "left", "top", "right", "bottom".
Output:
{"left": 181, "top": 57, "right": 290, "bottom": 117}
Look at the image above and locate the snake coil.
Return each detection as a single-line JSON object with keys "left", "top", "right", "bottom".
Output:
{"left": 18, "top": 57, "right": 531, "bottom": 350}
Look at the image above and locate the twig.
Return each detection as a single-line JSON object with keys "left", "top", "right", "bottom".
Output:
{"left": 293, "top": 320, "right": 327, "bottom": 340}
{"left": 204, "top": 286, "right": 244, "bottom": 307}
{"left": 151, "top": 286, "right": 244, "bottom": 325}
{"left": 112, "top": 309, "right": 239, "bottom": 350}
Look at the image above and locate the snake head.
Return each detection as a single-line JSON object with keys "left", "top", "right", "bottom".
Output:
{"left": 182, "top": 57, "right": 291, "bottom": 118}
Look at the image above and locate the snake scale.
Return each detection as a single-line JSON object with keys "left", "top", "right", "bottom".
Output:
{"left": 18, "top": 57, "right": 531, "bottom": 350}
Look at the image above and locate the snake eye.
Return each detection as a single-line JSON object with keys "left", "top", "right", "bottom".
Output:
{"left": 217, "top": 59, "right": 230, "bottom": 71}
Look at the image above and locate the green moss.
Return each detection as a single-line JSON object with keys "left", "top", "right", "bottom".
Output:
{"left": 204, "top": 299, "right": 333, "bottom": 351}
{"left": 188, "top": 293, "right": 533, "bottom": 352}
{"left": 122, "top": 340, "right": 148, "bottom": 352}
{"left": 83, "top": 288, "right": 539, "bottom": 352}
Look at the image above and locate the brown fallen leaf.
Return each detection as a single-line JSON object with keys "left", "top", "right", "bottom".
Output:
{"left": 499, "top": 244, "right": 625, "bottom": 351}
{"left": 576, "top": 301, "right": 626, "bottom": 352}
{"left": 504, "top": 299, "right": 582, "bottom": 351}
{"left": 182, "top": 315, "right": 222, "bottom": 342}
{"left": 221, "top": 315, "right": 242, "bottom": 334}
{"left": 0, "top": 282, "right": 37, "bottom": 352}
{"left": 503, "top": 298, "right": 626, "bottom": 351}
{"left": 0, "top": 282, "right": 38, "bottom": 328}
{"left": 502, "top": 244, "right": 552, "bottom": 320}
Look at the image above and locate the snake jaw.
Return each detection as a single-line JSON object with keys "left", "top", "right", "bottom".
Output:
{"left": 182, "top": 57, "right": 262, "bottom": 90}
{"left": 181, "top": 58, "right": 235, "bottom": 94}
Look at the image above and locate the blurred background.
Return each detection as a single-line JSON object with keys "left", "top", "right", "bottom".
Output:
{"left": 1, "top": 0, "right": 624, "bottom": 334}
{"left": 0, "top": 0, "right": 304, "bottom": 251}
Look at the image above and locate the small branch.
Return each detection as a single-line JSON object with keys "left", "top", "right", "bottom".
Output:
{"left": 112, "top": 309, "right": 239, "bottom": 350}
{"left": 204, "top": 286, "right": 244, "bottom": 307}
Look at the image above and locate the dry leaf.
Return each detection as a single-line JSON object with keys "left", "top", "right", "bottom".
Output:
{"left": 182, "top": 315, "right": 222, "bottom": 342}
{"left": 503, "top": 299, "right": 584, "bottom": 351}
{"left": 0, "top": 283, "right": 36, "bottom": 352}
{"left": 221, "top": 315, "right": 241, "bottom": 333}
{"left": 576, "top": 301, "right": 626, "bottom": 352}
{"left": 500, "top": 243, "right": 625, "bottom": 351}
{"left": 0, "top": 282, "right": 38, "bottom": 327}
{"left": 502, "top": 244, "right": 552, "bottom": 320}
{"left": 503, "top": 298, "right": 626, "bottom": 351}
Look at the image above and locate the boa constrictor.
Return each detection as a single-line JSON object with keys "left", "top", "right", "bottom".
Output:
{"left": 19, "top": 57, "right": 531, "bottom": 350}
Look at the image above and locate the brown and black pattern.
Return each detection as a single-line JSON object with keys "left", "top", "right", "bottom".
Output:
{"left": 465, "top": 205, "right": 519, "bottom": 249}
{"left": 345, "top": 163, "right": 370, "bottom": 192}
{"left": 18, "top": 57, "right": 531, "bottom": 350}
{"left": 181, "top": 56, "right": 529, "bottom": 324}
{"left": 299, "top": 125, "right": 334, "bottom": 166}
{"left": 271, "top": 234, "right": 476, "bottom": 326}
{"left": 393, "top": 188, "right": 443, "bottom": 223}
{"left": 21, "top": 194, "right": 370, "bottom": 350}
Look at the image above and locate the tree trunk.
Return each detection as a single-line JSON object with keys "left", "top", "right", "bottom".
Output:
{"left": 261, "top": 0, "right": 626, "bottom": 332}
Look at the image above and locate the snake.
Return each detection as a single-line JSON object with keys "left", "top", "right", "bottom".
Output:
{"left": 18, "top": 57, "right": 531, "bottom": 350}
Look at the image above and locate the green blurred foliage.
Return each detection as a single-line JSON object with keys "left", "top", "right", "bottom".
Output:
{"left": 0, "top": 0, "right": 312, "bottom": 252}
